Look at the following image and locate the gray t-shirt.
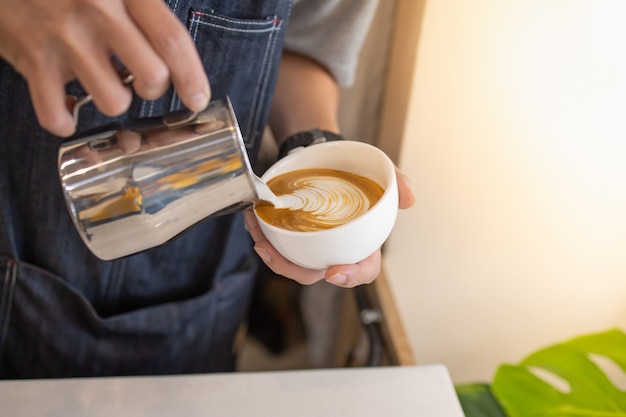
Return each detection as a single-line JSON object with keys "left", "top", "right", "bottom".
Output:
{"left": 285, "top": 0, "right": 379, "bottom": 87}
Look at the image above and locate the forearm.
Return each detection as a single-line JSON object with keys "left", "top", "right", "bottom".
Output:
{"left": 269, "top": 52, "right": 341, "bottom": 146}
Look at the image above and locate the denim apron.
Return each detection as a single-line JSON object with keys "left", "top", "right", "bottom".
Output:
{"left": 0, "top": 0, "right": 292, "bottom": 378}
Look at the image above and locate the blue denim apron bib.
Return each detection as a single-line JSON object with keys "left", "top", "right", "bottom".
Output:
{"left": 0, "top": 0, "right": 292, "bottom": 378}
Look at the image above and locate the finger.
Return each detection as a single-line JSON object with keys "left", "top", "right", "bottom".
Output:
{"left": 126, "top": 1, "right": 211, "bottom": 111}
{"left": 71, "top": 144, "right": 106, "bottom": 165}
{"left": 325, "top": 250, "right": 382, "bottom": 288}
{"left": 195, "top": 120, "right": 225, "bottom": 134}
{"left": 144, "top": 121, "right": 225, "bottom": 147}
{"left": 69, "top": 45, "right": 134, "bottom": 117}
{"left": 65, "top": 95, "right": 78, "bottom": 113}
{"left": 117, "top": 130, "right": 142, "bottom": 154}
{"left": 28, "top": 66, "right": 76, "bottom": 136}
{"left": 104, "top": 13, "right": 170, "bottom": 101}
{"left": 395, "top": 167, "right": 415, "bottom": 209}
{"left": 145, "top": 126, "right": 197, "bottom": 147}
{"left": 243, "top": 210, "right": 326, "bottom": 285}
{"left": 254, "top": 242, "right": 326, "bottom": 285}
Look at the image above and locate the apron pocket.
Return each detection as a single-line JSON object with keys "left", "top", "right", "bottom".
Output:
{"left": 0, "top": 254, "right": 256, "bottom": 378}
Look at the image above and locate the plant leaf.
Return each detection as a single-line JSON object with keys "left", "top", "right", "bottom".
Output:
{"left": 456, "top": 383, "right": 507, "bottom": 417}
{"left": 492, "top": 329, "right": 626, "bottom": 417}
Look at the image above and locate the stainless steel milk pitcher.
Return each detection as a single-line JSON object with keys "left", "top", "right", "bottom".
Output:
{"left": 58, "top": 98, "right": 259, "bottom": 261}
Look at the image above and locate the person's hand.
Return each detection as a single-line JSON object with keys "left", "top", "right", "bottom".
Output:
{"left": 0, "top": 0, "right": 211, "bottom": 137}
{"left": 244, "top": 166, "right": 415, "bottom": 288}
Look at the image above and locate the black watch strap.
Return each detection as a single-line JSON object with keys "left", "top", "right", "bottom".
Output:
{"left": 277, "top": 128, "right": 344, "bottom": 159}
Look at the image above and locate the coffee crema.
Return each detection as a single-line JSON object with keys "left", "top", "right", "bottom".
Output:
{"left": 254, "top": 168, "right": 384, "bottom": 232}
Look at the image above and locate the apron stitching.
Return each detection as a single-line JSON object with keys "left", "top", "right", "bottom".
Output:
{"left": 194, "top": 21, "right": 277, "bottom": 34}
{"left": 243, "top": 22, "right": 278, "bottom": 147}
{"left": 139, "top": 99, "right": 148, "bottom": 118}
{"left": 247, "top": 18, "right": 283, "bottom": 147}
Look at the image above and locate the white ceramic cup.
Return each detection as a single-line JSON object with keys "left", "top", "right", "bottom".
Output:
{"left": 254, "top": 140, "right": 399, "bottom": 270}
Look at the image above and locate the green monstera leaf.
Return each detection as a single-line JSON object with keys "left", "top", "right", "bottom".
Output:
{"left": 456, "top": 383, "right": 507, "bottom": 417}
{"left": 492, "top": 329, "right": 626, "bottom": 417}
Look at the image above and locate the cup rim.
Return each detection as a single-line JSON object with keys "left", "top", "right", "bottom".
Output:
{"left": 254, "top": 141, "right": 396, "bottom": 236}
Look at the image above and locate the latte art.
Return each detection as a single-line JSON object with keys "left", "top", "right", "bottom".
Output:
{"left": 254, "top": 168, "right": 384, "bottom": 232}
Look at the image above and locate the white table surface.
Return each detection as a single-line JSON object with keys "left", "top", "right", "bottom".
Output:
{"left": 0, "top": 365, "right": 465, "bottom": 417}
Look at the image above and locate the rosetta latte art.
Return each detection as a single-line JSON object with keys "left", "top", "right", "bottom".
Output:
{"left": 254, "top": 168, "right": 384, "bottom": 232}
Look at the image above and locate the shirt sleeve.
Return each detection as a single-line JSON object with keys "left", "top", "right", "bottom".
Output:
{"left": 284, "top": 0, "right": 379, "bottom": 87}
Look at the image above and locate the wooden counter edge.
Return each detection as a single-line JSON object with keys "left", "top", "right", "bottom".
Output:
{"left": 373, "top": 268, "right": 417, "bottom": 366}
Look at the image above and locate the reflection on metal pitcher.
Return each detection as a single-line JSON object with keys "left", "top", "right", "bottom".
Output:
{"left": 59, "top": 98, "right": 258, "bottom": 261}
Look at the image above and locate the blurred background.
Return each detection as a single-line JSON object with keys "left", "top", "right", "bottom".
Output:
{"left": 383, "top": 0, "right": 626, "bottom": 384}
{"left": 240, "top": 0, "right": 626, "bottom": 385}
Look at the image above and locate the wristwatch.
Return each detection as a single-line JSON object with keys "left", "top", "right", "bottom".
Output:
{"left": 277, "top": 128, "right": 344, "bottom": 159}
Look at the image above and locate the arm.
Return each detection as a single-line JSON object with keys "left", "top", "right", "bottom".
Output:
{"left": 244, "top": 51, "right": 415, "bottom": 288}
{"left": 269, "top": 52, "right": 341, "bottom": 144}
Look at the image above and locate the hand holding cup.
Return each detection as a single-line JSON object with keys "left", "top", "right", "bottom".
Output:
{"left": 250, "top": 141, "right": 401, "bottom": 276}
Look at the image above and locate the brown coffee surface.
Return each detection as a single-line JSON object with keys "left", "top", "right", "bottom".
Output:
{"left": 254, "top": 168, "right": 384, "bottom": 232}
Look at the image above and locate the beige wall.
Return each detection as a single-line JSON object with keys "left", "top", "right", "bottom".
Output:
{"left": 338, "top": 0, "right": 396, "bottom": 145}
{"left": 383, "top": 0, "right": 626, "bottom": 383}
